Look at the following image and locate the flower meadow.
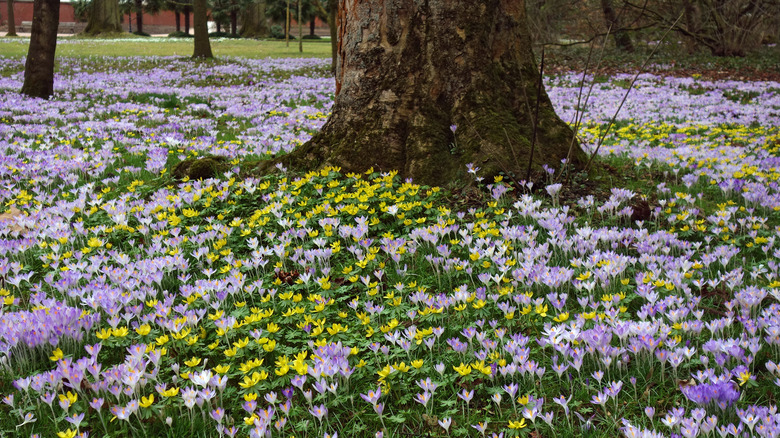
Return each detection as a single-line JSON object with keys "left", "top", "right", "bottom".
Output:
{"left": 0, "top": 53, "right": 780, "bottom": 438}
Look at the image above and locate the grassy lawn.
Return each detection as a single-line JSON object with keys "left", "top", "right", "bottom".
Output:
{"left": 0, "top": 36, "right": 332, "bottom": 58}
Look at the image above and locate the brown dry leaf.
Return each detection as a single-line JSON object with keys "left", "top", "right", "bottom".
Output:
{"left": 0, "top": 206, "right": 26, "bottom": 234}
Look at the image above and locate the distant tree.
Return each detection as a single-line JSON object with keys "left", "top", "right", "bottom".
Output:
{"left": 183, "top": 0, "right": 191, "bottom": 33}
{"left": 210, "top": 0, "right": 232, "bottom": 32}
{"left": 21, "top": 0, "right": 59, "bottom": 98}
{"left": 600, "top": 0, "right": 634, "bottom": 52}
{"left": 266, "top": 0, "right": 318, "bottom": 28}
{"left": 6, "top": 0, "right": 18, "bottom": 36}
{"left": 629, "top": 0, "right": 779, "bottom": 56}
{"left": 84, "top": 0, "right": 123, "bottom": 35}
{"left": 192, "top": 0, "right": 213, "bottom": 57}
{"left": 326, "top": 0, "right": 335, "bottom": 71}
{"left": 240, "top": 0, "right": 268, "bottom": 38}
{"left": 119, "top": 0, "right": 164, "bottom": 34}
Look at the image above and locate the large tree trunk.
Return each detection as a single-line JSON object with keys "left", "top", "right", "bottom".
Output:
{"left": 601, "top": 0, "right": 633, "bottom": 52}
{"left": 192, "top": 0, "right": 213, "bottom": 58}
{"left": 230, "top": 9, "right": 237, "bottom": 36}
{"left": 134, "top": 0, "right": 143, "bottom": 34}
{"left": 84, "top": 0, "right": 122, "bottom": 35}
{"left": 328, "top": 0, "right": 336, "bottom": 73}
{"left": 240, "top": 0, "right": 268, "bottom": 38}
{"left": 6, "top": 0, "right": 17, "bottom": 36}
{"left": 21, "top": 0, "right": 59, "bottom": 98}
{"left": 277, "top": 0, "right": 584, "bottom": 186}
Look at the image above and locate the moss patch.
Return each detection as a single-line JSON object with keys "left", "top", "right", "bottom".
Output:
{"left": 172, "top": 155, "right": 229, "bottom": 180}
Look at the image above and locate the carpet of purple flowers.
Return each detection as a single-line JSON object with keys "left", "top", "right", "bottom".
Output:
{"left": 0, "top": 53, "right": 779, "bottom": 438}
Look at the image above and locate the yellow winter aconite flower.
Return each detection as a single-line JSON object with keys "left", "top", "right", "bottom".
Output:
{"left": 453, "top": 363, "right": 472, "bottom": 376}
{"left": 139, "top": 394, "right": 154, "bottom": 408}
{"left": 112, "top": 326, "right": 129, "bottom": 337}
{"left": 161, "top": 387, "right": 179, "bottom": 397}
{"left": 275, "top": 356, "right": 290, "bottom": 376}
{"left": 60, "top": 391, "right": 78, "bottom": 405}
{"left": 50, "top": 348, "right": 64, "bottom": 361}
{"left": 411, "top": 359, "right": 424, "bottom": 369}
{"left": 95, "top": 328, "right": 111, "bottom": 340}
{"left": 135, "top": 324, "right": 151, "bottom": 336}
{"left": 57, "top": 429, "right": 77, "bottom": 438}
{"left": 263, "top": 340, "right": 276, "bottom": 352}
{"left": 377, "top": 364, "right": 393, "bottom": 382}
{"left": 509, "top": 419, "right": 527, "bottom": 429}
{"left": 184, "top": 357, "right": 201, "bottom": 367}
{"left": 738, "top": 370, "right": 752, "bottom": 386}
{"left": 239, "top": 371, "right": 268, "bottom": 388}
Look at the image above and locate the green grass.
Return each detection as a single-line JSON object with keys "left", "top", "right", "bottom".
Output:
{"left": 0, "top": 36, "right": 332, "bottom": 58}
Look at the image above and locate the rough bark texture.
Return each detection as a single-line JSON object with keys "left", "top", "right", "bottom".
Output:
{"left": 240, "top": 0, "right": 268, "bottom": 38}
{"left": 275, "top": 0, "right": 584, "bottom": 186}
{"left": 600, "top": 0, "right": 633, "bottom": 52}
{"left": 21, "top": 0, "right": 59, "bottom": 98}
{"left": 134, "top": 0, "right": 144, "bottom": 33}
{"left": 192, "top": 0, "right": 213, "bottom": 58}
{"left": 84, "top": 0, "right": 122, "bottom": 35}
{"left": 6, "top": 0, "right": 17, "bottom": 36}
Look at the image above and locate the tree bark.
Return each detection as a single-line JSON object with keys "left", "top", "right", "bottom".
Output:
{"left": 192, "top": 0, "right": 213, "bottom": 58}
{"left": 298, "top": 0, "right": 302, "bottom": 52}
{"left": 274, "top": 0, "right": 584, "bottom": 186}
{"left": 310, "top": 18, "right": 315, "bottom": 36}
{"left": 327, "top": 0, "right": 336, "bottom": 73}
{"left": 21, "top": 0, "right": 59, "bottom": 98}
{"left": 134, "top": 0, "right": 144, "bottom": 34}
{"left": 84, "top": 0, "right": 122, "bottom": 35}
{"left": 175, "top": 10, "right": 181, "bottom": 32}
{"left": 230, "top": 9, "right": 237, "bottom": 36}
{"left": 184, "top": 6, "right": 191, "bottom": 33}
{"left": 240, "top": 0, "right": 268, "bottom": 38}
{"left": 285, "top": 0, "right": 290, "bottom": 47}
{"left": 600, "top": 0, "right": 633, "bottom": 52}
{"left": 6, "top": 0, "right": 17, "bottom": 36}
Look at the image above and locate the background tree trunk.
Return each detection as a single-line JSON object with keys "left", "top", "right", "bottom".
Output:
{"left": 600, "top": 0, "right": 633, "bottom": 52}
{"left": 192, "top": 0, "right": 213, "bottom": 58}
{"left": 279, "top": 0, "right": 584, "bottom": 186}
{"left": 327, "top": 0, "right": 336, "bottom": 73}
{"left": 230, "top": 9, "right": 237, "bottom": 36}
{"left": 184, "top": 6, "right": 191, "bottom": 33}
{"left": 6, "top": 0, "right": 17, "bottom": 36}
{"left": 84, "top": 0, "right": 122, "bottom": 35}
{"left": 134, "top": 0, "right": 144, "bottom": 34}
{"left": 175, "top": 11, "right": 181, "bottom": 32}
{"left": 21, "top": 0, "right": 59, "bottom": 98}
{"left": 240, "top": 0, "right": 268, "bottom": 38}
{"left": 309, "top": 18, "right": 315, "bottom": 36}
